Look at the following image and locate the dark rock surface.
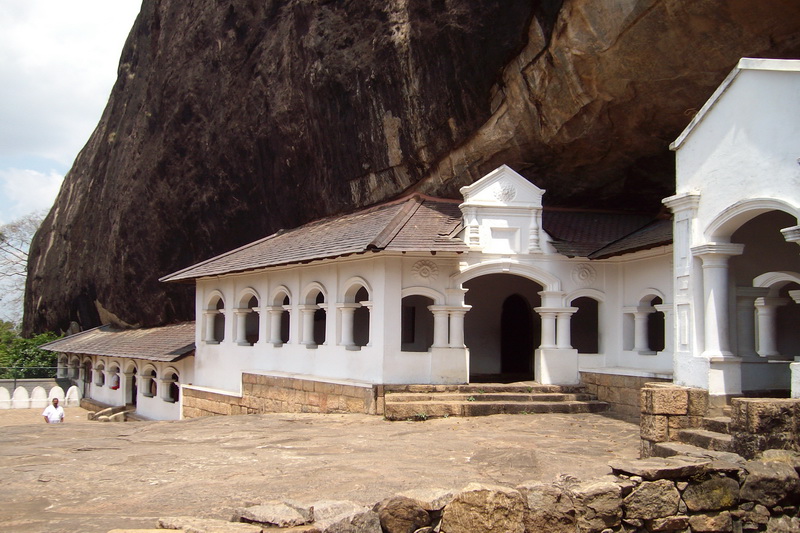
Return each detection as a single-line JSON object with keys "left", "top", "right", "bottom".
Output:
{"left": 24, "top": 0, "right": 800, "bottom": 333}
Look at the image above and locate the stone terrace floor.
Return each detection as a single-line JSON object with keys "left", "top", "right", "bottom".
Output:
{"left": 0, "top": 408, "right": 640, "bottom": 532}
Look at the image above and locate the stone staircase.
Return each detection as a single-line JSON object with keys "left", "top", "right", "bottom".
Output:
{"left": 382, "top": 382, "right": 608, "bottom": 420}
{"left": 650, "top": 409, "right": 742, "bottom": 461}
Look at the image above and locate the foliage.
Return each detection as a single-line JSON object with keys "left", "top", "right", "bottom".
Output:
{"left": 0, "top": 321, "right": 60, "bottom": 379}
{"left": 0, "top": 211, "right": 45, "bottom": 323}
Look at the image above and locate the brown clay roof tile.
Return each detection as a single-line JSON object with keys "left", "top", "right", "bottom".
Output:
{"left": 40, "top": 322, "right": 195, "bottom": 362}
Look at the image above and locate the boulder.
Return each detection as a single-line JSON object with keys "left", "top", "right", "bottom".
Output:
{"left": 622, "top": 479, "right": 679, "bottom": 520}
{"left": 373, "top": 496, "right": 430, "bottom": 533}
{"left": 740, "top": 460, "right": 800, "bottom": 507}
{"left": 682, "top": 476, "right": 739, "bottom": 512}
{"left": 570, "top": 481, "right": 622, "bottom": 533}
{"left": 439, "top": 482, "right": 526, "bottom": 533}
{"left": 517, "top": 482, "right": 576, "bottom": 533}
{"left": 687, "top": 511, "right": 733, "bottom": 532}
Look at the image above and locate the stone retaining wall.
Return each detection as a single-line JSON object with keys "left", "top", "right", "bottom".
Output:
{"left": 731, "top": 398, "right": 800, "bottom": 459}
{"left": 159, "top": 453, "right": 800, "bottom": 532}
{"left": 580, "top": 372, "right": 671, "bottom": 420}
{"left": 182, "top": 373, "right": 380, "bottom": 418}
{"left": 639, "top": 382, "right": 708, "bottom": 458}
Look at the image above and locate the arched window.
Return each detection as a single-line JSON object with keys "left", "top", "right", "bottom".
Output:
{"left": 647, "top": 296, "right": 665, "bottom": 352}
{"left": 313, "top": 292, "right": 327, "bottom": 345}
{"left": 353, "top": 287, "right": 370, "bottom": 347}
{"left": 245, "top": 295, "right": 259, "bottom": 344}
{"left": 571, "top": 297, "right": 600, "bottom": 354}
{"left": 164, "top": 371, "right": 180, "bottom": 403}
{"left": 280, "top": 294, "right": 291, "bottom": 344}
{"left": 301, "top": 286, "right": 328, "bottom": 347}
{"left": 69, "top": 358, "right": 80, "bottom": 380}
{"left": 143, "top": 368, "right": 158, "bottom": 398}
{"left": 401, "top": 295, "right": 434, "bottom": 352}
{"left": 94, "top": 364, "right": 106, "bottom": 386}
{"left": 109, "top": 365, "right": 121, "bottom": 390}
{"left": 213, "top": 298, "right": 226, "bottom": 342}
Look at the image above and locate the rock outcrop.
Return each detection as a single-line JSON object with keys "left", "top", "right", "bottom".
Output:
{"left": 24, "top": 0, "right": 800, "bottom": 333}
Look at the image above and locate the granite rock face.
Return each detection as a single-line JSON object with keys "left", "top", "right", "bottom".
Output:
{"left": 24, "top": 0, "right": 800, "bottom": 333}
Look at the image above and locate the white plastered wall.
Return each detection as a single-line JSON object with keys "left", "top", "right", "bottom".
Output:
{"left": 668, "top": 59, "right": 800, "bottom": 394}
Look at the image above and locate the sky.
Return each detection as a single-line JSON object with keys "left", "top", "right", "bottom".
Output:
{"left": 0, "top": 1, "right": 142, "bottom": 225}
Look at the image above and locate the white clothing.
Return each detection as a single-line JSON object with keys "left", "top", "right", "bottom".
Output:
{"left": 43, "top": 404, "right": 65, "bottom": 423}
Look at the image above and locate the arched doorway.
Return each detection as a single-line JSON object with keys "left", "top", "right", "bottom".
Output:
{"left": 464, "top": 273, "right": 542, "bottom": 382}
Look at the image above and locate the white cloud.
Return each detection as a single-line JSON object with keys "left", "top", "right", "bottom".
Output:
{"left": 0, "top": 168, "right": 63, "bottom": 224}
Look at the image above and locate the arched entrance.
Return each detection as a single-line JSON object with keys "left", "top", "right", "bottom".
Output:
{"left": 464, "top": 273, "right": 542, "bottom": 382}
{"left": 728, "top": 210, "right": 800, "bottom": 393}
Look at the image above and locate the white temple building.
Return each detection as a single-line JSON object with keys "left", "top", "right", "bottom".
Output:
{"left": 43, "top": 58, "right": 800, "bottom": 420}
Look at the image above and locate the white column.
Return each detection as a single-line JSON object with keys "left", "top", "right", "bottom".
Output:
{"left": 632, "top": 308, "right": 652, "bottom": 353}
{"left": 448, "top": 308, "right": 470, "bottom": 348}
{"left": 429, "top": 306, "right": 450, "bottom": 348}
{"left": 755, "top": 296, "right": 789, "bottom": 357}
{"left": 299, "top": 305, "right": 317, "bottom": 346}
{"left": 535, "top": 309, "right": 557, "bottom": 349}
{"left": 338, "top": 303, "right": 359, "bottom": 347}
{"left": 692, "top": 243, "right": 744, "bottom": 358}
{"left": 267, "top": 306, "right": 283, "bottom": 345}
{"left": 203, "top": 310, "right": 218, "bottom": 343}
{"left": 736, "top": 288, "right": 769, "bottom": 358}
{"left": 252, "top": 307, "right": 264, "bottom": 344}
{"left": 556, "top": 308, "right": 578, "bottom": 349}
{"left": 234, "top": 310, "right": 249, "bottom": 345}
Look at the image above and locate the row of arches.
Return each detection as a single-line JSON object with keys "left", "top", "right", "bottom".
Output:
{"left": 204, "top": 281, "right": 371, "bottom": 348}
{"left": 58, "top": 357, "right": 181, "bottom": 404}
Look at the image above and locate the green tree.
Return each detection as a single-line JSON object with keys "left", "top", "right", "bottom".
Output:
{"left": 0, "top": 321, "right": 59, "bottom": 379}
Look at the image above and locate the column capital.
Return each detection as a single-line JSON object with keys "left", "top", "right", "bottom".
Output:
{"left": 662, "top": 192, "right": 700, "bottom": 214}
{"left": 297, "top": 304, "right": 319, "bottom": 312}
{"left": 789, "top": 290, "right": 800, "bottom": 305}
{"left": 781, "top": 225, "right": 800, "bottom": 244}
{"left": 755, "top": 296, "right": 790, "bottom": 308}
{"left": 692, "top": 243, "right": 744, "bottom": 265}
{"left": 736, "top": 287, "right": 770, "bottom": 300}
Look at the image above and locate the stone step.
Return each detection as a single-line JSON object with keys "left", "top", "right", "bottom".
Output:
{"left": 385, "top": 392, "right": 596, "bottom": 403}
{"left": 702, "top": 416, "right": 732, "bottom": 434}
{"left": 649, "top": 441, "right": 745, "bottom": 465}
{"left": 676, "top": 428, "right": 734, "bottom": 453}
{"left": 383, "top": 383, "right": 586, "bottom": 394}
{"left": 383, "top": 400, "right": 608, "bottom": 420}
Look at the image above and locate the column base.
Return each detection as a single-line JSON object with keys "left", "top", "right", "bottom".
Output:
{"left": 535, "top": 348, "right": 579, "bottom": 385}
{"left": 707, "top": 356, "right": 742, "bottom": 397}
{"left": 791, "top": 362, "right": 800, "bottom": 399}
{"left": 430, "top": 347, "right": 469, "bottom": 384}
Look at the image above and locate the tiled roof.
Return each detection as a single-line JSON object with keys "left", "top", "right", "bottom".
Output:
{"left": 40, "top": 322, "right": 195, "bottom": 362}
{"left": 589, "top": 219, "right": 673, "bottom": 259}
{"left": 543, "top": 210, "right": 658, "bottom": 258}
{"left": 161, "top": 195, "right": 467, "bottom": 282}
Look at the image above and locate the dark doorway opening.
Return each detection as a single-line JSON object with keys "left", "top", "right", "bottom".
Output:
{"left": 501, "top": 294, "right": 534, "bottom": 376}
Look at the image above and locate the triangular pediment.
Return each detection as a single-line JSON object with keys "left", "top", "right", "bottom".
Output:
{"left": 459, "top": 165, "right": 545, "bottom": 208}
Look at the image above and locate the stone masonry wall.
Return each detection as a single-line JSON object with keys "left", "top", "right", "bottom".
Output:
{"left": 731, "top": 398, "right": 800, "bottom": 459}
{"left": 182, "top": 373, "right": 380, "bottom": 418}
{"left": 639, "top": 382, "right": 710, "bottom": 458}
{"left": 581, "top": 372, "right": 671, "bottom": 420}
{"left": 160, "top": 453, "right": 800, "bottom": 533}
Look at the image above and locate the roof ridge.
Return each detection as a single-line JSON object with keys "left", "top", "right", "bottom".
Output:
{"left": 369, "top": 197, "right": 423, "bottom": 249}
